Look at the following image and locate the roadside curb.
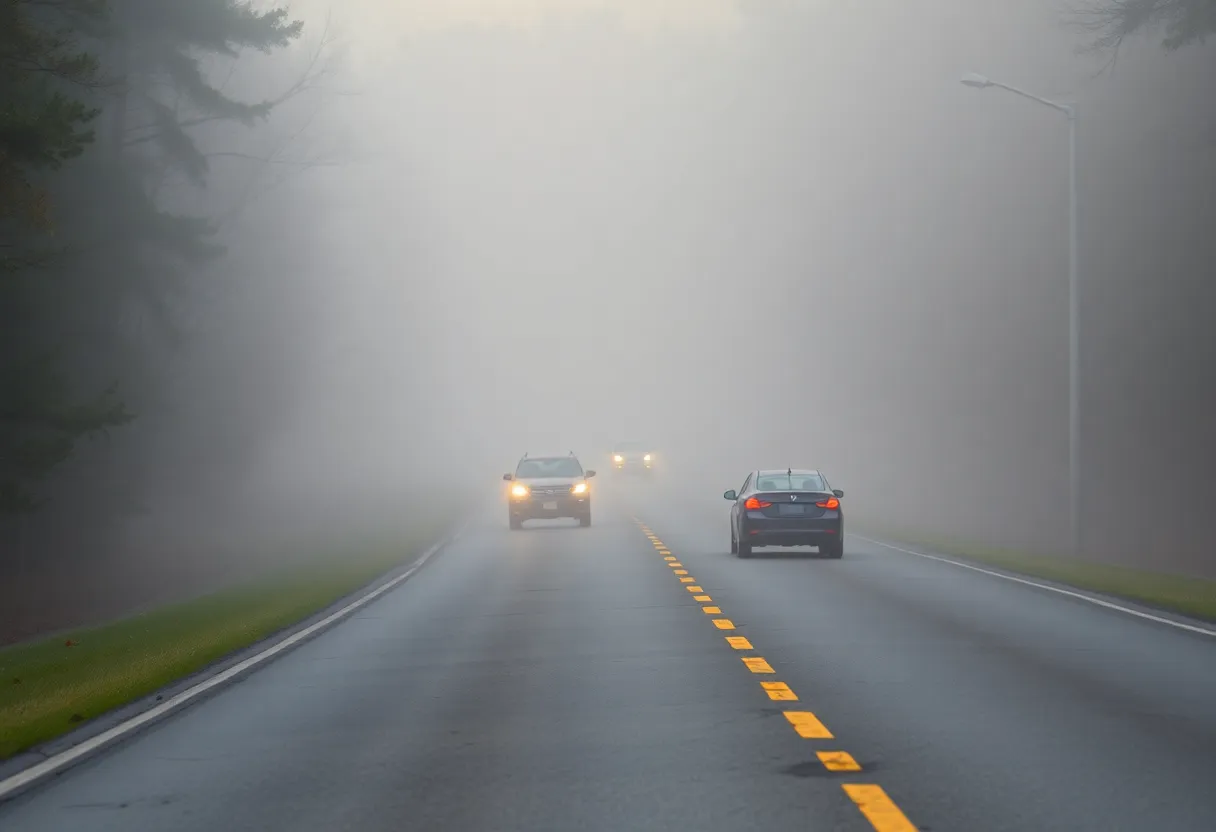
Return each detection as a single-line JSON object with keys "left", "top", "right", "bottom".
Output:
{"left": 0, "top": 522, "right": 467, "bottom": 804}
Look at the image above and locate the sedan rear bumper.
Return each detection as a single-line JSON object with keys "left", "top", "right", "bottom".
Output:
{"left": 740, "top": 518, "right": 842, "bottom": 547}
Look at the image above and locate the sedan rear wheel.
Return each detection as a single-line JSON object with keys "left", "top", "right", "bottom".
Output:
{"left": 730, "top": 526, "right": 738, "bottom": 555}
{"left": 737, "top": 536, "right": 752, "bottom": 559}
{"left": 823, "top": 538, "right": 843, "bottom": 559}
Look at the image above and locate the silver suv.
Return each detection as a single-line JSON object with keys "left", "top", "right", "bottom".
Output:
{"left": 503, "top": 453, "right": 597, "bottom": 529}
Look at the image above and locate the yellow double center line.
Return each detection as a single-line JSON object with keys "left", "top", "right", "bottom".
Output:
{"left": 634, "top": 519, "right": 917, "bottom": 832}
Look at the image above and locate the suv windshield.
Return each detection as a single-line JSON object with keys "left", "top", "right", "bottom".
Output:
{"left": 615, "top": 442, "right": 646, "bottom": 452}
{"left": 516, "top": 457, "right": 584, "bottom": 479}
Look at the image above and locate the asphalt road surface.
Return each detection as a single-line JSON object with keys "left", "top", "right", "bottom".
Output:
{"left": 3, "top": 480, "right": 1216, "bottom": 831}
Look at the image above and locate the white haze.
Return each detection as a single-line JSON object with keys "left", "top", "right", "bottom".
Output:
{"left": 153, "top": 0, "right": 1213, "bottom": 572}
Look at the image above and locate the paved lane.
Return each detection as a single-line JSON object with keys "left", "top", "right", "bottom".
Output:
{"left": 0, "top": 490, "right": 873, "bottom": 831}
{"left": 621, "top": 481, "right": 1216, "bottom": 832}
{"left": 6, "top": 479, "right": 1214, "bottom": 831}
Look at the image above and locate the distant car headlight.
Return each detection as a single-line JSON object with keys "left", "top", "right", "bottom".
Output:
{"left": 643, "top": 454, "right": 652, "bottom": 461}
{"left": 510, "top": 483, "right": 529, "bottom": 498}
{"left": 613, "top": 455, "right": 624, "bottom": 463}
{"left": 572, "top": 482, "right": 588, "bottom": 494}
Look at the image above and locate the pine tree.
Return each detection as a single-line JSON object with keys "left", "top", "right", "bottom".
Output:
{"left": 1, "top": 1, "right": 306, "bottom": 516}
{"left": 0, "top": 0, "right": 134, "bottom": 515}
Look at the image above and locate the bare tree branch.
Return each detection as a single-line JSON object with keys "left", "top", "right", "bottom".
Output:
{"left": 204, "top": 150, "right": 342, "bottom": 167}
{"left": 1070, "top": 0, "right": 1216, "bottom": 55}
{"left": 210, "top": 7, "right": 359, "bottom": 226}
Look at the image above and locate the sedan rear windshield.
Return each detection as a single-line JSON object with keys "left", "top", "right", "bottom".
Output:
{"left": 516, "top": 458, "right": 584, "bottom": 478}
{"left": 756, "top": 473, "right": 826, "bottom": 491}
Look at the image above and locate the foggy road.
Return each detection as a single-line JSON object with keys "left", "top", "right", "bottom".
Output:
{"left": 3, "top": 483, "right": 1215, "bottom": 832}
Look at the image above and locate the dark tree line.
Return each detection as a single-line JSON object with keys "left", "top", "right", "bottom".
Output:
{"left": 1, "top": 0, "right": 325, "bottom": 549}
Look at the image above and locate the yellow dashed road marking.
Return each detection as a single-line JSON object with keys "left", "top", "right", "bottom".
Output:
{"left": 818, "top": 751, "right": 862, "bottom": 772}
{"left": 784, "top": 711, "right": 833, "bottom": 738}
{"left": 841, "top": 784, "right": 917, "bottom": 832}
{"left": 761, "top": 682, "right": 798, "bottom": 701}
{"left": 741, "top": 657, "right": 774, "bottom": 673}
{"left": 638, "top": 523, "right": 909, "bottom": 830}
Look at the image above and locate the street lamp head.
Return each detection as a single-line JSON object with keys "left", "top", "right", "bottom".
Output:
{"left": 960, "top": 72, "right": 992, "bottom": 89}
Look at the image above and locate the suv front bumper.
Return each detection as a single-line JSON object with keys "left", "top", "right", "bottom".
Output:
{"left": 510, "top": 493, "right": 589, "bottom": 519}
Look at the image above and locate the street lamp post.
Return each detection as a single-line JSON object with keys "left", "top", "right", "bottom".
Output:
{"left": 961, "top": 72, "right": 1080, "bottom": 558}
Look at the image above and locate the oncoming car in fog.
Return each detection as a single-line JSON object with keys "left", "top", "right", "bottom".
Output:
{"left": 611, "top": 441, "right": 654, "bottom": 474}
{"left": 503, "top": 453, "right": 596, "bottom": 529}
{"left": 723, "top": 468, "right": 844, "bottom": 558}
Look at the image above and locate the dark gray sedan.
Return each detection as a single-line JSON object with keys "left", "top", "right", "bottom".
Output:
{"left": 723, "top": 468, "right": 844, "bottom": 558}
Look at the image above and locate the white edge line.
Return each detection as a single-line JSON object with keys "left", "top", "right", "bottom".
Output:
{"left": 855, "top": 534, "right": 1216, "bottom": 638}
{"left": 0, "top": 528, "right": 463, "bottom": 801}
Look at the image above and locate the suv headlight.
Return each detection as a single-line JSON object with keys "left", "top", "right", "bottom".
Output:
{"left": 510, "top": 483, "right": 529, "bottom": 498}
{"left": 572, "top": 482, "right": 588, "bottom": 494}
{"left": 613, "top": 455, "right": 624, "bottom": 463}
{"left": 643, "top": 454, "right": 652, "bottom": 461}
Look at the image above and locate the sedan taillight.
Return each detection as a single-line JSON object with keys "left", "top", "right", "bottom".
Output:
{"left": 744, "top": 497, "right": 772, "bottom": 510}
{"left": 816, "top": 497, "right": 840, "bottom": 510}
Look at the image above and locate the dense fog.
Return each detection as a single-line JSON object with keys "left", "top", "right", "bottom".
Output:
{"left": 3, "top": 0, "right": 1213, "bottom": 642}
{"left": 302, "top": 0, "right": 1213, "bottom": 562}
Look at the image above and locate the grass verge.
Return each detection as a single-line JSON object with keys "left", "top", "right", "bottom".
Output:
{"left": 0, "top": 529, "right": 450, "bottom": 761}
{"left": 856, "top": 523, "right": 1216, "bottom": 622}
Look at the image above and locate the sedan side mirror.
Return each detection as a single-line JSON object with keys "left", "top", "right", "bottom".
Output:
{"left": 723, "top": 490, "right": 737, "bottom": 501}
{"left": 503, "top": 473, "right": 514, "bottom": 481}
{"left": 832, "top": 489, "right": 844, "bottom": 498}
{"left": 585, "top": 470, "right": 597, "bottom": 478}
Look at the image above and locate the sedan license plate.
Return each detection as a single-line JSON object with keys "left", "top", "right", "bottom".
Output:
{"left": 778, "top": 503, "right": 805, "bottom": 516}
{"left": 542, "top": 501, "right": 558, "bottom": 510}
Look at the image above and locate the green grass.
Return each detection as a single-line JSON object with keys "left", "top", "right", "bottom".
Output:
{"left": 0, "top": 531, "right": 450, "bottom": 760}
{"left": 856, "top": 524, "right": 1216, "bottom": 622}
